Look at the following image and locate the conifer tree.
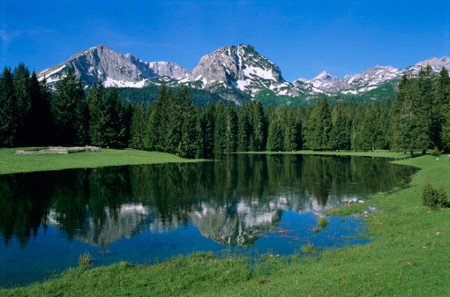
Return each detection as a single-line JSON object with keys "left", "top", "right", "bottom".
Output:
{"left": 145, "top": 84, "right": 172, "bottom": 151}
{"left": 0, "top": 68, "right": 17, "bottom": 146}
{"left": 225, "top": 101, "right": 238, "bottom": 152}
{"left": 88, "top": 84, "right": 108, "bottom": 146}
{"left": 431, "top": 67, "right": 450, "bottom": 149}
{"left": 200, "top": 103, "right": 215, "bottom": 157}
{"left": 177, "top": 86, "right": 200, "bottom": 157}
{"left": 306, "top": 97, "right": 332, "bottom": 150}
{"left": 52, "top": 68, "right": 88, "bottom": 145}
{"left": 130, "top": 102, "right": 148, "bottom": 150}
{"left": 443, "top": 100, "right": 450, "bottom": 151}
{"left": 283, "top": 108, "right": 301, "bottom": 151}
{"left": 29, "top": 72, "right": 52, "bottom": 145}
{"left": 331, "top": 108, "right": 351, "bottom": 150}
{"left": 179, "top": 103, "right": 200, "bottom": 157}
{"left": 250, "top": 101, "right": 267, "bottom": 151}
{"left": 213, "top": 101, "right": 226, "bottom": 154}
{"left": 166, "top": 87, "right": 184, "bottom": 153}
{"left": 237, "top": 105, "right": 251, "bottom": 151}
{"left": 415, "top": 66, "right": 433, "bottom": 153}
{"left": 13, "top": 64, "right": 32, "bottom": 145}
{"left": 267, "top": 112, "right": 284, "bottom": 151}
{"left": 88, "top": 87, "right": 127, "bottom": 148}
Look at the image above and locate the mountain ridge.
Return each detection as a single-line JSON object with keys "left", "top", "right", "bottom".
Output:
{"left": 38, "top": 44, "right": 450, "bottom": 102}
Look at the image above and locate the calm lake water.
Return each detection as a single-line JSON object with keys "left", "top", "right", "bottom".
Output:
{"left": 0, "top": 155, "right": 416, "bottom": 287}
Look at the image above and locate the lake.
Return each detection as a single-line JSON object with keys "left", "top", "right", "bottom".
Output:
{"left": 0, "top": 155, "right": 416, "bottom": 287}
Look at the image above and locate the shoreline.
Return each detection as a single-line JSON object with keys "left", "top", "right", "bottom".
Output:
{"left": 0, "top": 148, "right": 204, "bottom": 175}
{"left": 1, "top": 151, "right": 449, "bottom": 296}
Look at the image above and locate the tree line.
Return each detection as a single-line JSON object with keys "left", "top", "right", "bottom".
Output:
{"left": 1, "top": 63, "right": 449, "bottom": 156}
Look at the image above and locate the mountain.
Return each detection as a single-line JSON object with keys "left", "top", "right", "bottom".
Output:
{"left": 37, "top": 44, "right": 450, "bottom": 104}
{"left": 295, "top": 57, "right": 450, "bottom": 95}
{"left": 38, "top": 45, "right": 190, "bottom": 88}
{"left": 190, "top": 45, "right": 290, "bottom": 95}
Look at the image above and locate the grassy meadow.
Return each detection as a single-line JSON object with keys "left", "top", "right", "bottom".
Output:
{"left": 0, "top": 148, "right": 203, "bottom": 175}
{"left": 1, "top": 151, "right": 449, "bottom": 296}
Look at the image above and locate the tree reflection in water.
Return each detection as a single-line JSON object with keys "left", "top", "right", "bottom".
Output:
{"left": 0, "top": 155, "right": 416, "bottom": 247}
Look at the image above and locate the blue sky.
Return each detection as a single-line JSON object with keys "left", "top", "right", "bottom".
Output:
{"left": 1, "top": 0, "right": 449, "bottom": 80}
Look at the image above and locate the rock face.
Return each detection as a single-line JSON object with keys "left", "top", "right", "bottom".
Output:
{"left": 190, "top": 45, "right": 287, "bottom": 95}
{"left": 38, "top": 44, "right": 450, "bottom": 100}
{"left": 147, "top": 61, "right": 190, "bottom": 79}
{"left": 38, "top": 45, "right": 189, "bottom": 88}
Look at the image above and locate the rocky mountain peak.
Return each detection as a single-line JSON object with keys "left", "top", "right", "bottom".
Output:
{"left": 190, "top": 44, "right": 285, "bottom": 95}
{"left": 412, "top": 56, "right": 450, "bottom": 73}
{"left": 37, "top": 44, "right": 450, "bottom": 102}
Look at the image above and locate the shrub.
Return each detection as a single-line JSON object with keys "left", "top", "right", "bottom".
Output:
{"left": 422, "top": 183, "right": 447, "bottom": 208}
{"left": 300, "top": 243, "right": 316, "bottom": 254}
{"left": 318, "top": 216, "right": 329, "bottom": 229}
{"left": 432, "top": 147, "right": 442, "bottom": 157}
{"left": 78, "top": 253, "right": 93, "bottom": 269}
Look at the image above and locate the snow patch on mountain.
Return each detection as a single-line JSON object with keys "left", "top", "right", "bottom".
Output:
{"left": 37, "top": 44, "right": 450, "bottom": 99}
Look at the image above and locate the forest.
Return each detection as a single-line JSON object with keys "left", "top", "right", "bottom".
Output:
{"left": 0, "top": 64, "right": 449, "bottom": 157}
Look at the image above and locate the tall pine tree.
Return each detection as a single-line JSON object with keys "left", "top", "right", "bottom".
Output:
{"left": 52, "top": 68, "right": 88, "bottom": 145}
{"left": 0, "top": 68, "right": 17, "bottom": 146}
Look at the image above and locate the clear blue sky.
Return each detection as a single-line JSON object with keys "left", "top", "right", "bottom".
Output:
{"left": 1, "top": 0, "right": 449, "bottom": 81}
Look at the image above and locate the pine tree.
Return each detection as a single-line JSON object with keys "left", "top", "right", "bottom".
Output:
{"left": 13, "top": 64, "right": 32, "bottom": 145}
{"left": 200, "top": 103, "right": 215, "bottom": 157}
{"left": 29, "top": 72, "right": 52, "bottom": 146}
{"left": 0, "top": 68, "right": 17, "bottom": 146}
{"left": 283, "top": 108, "right": 301, "bottom": 151}
{"left": 179, "top": 104, "right": 200, "bottom": 158}
{"left": 416, "top": 66, "right": 433, "bottom": 153}
{"left": 306, "top": 97, "right": 332, "bottom": 150}
{"left": 88, "top": 86, "right": 127, "bottom": 148}
{"left": 443, "top": 100, "right": 450, "bottom": 151}
{"left": 166, "top": 87, "right": 184, "bottom": 153}
{"left": 331, "top": 107, "right": 351, "bottom": 150}
{"left": 52, "top": 68, "right": 88, "bottom": 145}
{"left": 178, "top": 86, "right": 200, "bottom": 157}
{"left": 213, "top": 101, "right": 226, "bottom": 154}
{"left": 118, "top": 101, "right": 133, "bottom": 148}
{"left": 130, "top": 102, "right": 148, "bottom": 150}
{"left": 225, "top": 101, "right": 238, "bottom": 152}
{"left": 391, "top": 75, "right": 412, "bottom": 152}
{"left": 267, "top": 111, "right": 284, "bottom": 151}
{"left": 237, "top": 105, "right": 251, "bottom": 151}
{"left": 431, "top": 67, "right": 450, "bottom": 149}
{"left": 105, "top": 89, "right": 128, "bottom": 148}
{"left": 88, "top": 84, "right": 109, "bottom": 146}
{"left": 145, "top": 84, "right": 172, "bottom": 151}
{"left": 250, "top": 101, "right": 267, "bottom": 151}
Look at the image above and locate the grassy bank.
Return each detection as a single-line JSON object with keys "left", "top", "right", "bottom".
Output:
{"left": 0, "top": 148, "right": 202, "bottom": 175}
{"left": 2, "top": 152, "right": 449, "bottom": 296}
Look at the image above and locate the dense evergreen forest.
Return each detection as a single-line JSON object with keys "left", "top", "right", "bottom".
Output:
{"left": 0, "top": 64, "right": 449, "bottom": 157}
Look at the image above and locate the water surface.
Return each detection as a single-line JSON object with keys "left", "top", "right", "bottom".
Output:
{"left": 0, "top": 155, "right": 416, "bottom": 287}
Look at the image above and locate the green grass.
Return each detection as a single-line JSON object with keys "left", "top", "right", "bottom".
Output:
{"left": 0, "top": 148, "right": 202, "bottom": 175}
{"left": 2, "top": 152, "right": 450, "bottom": 296}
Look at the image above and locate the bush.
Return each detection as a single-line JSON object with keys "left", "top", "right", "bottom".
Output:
{"left": 78, "top": 253, "right": 93, "bottom": 269}
{"left": 318, "top": 216, "right": 328, "bottom": 229}
{"left": 422, "top": 183, "right": 447, "bottom": 208}
{"left": 300, "top": 243, "right": 316, "bottom": 254}
{"left": 432, "top": 147, "right": 442, "bottom": 157}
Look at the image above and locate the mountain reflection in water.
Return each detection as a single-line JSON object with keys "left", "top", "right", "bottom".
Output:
{"left": 0, "top": 155, "right": 416, "bottom": 248}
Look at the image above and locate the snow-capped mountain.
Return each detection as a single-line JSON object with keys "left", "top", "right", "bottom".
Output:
{"left": 38, "top": 45, "right": 190, "bottom": 88}
{"left": 294, "top": 66, "right": 403, "bottom": 95}
{"left": 190, "top": 45, "right": 290, "bottom": 95}
{"left": 38, "top": 44, "right": 450, "bottom": 100}
{"left": 406, "top": 56, "right": 450, "bottom": 75}
{"left": 296, "top": 57, "right": 450, "bottom": 95}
